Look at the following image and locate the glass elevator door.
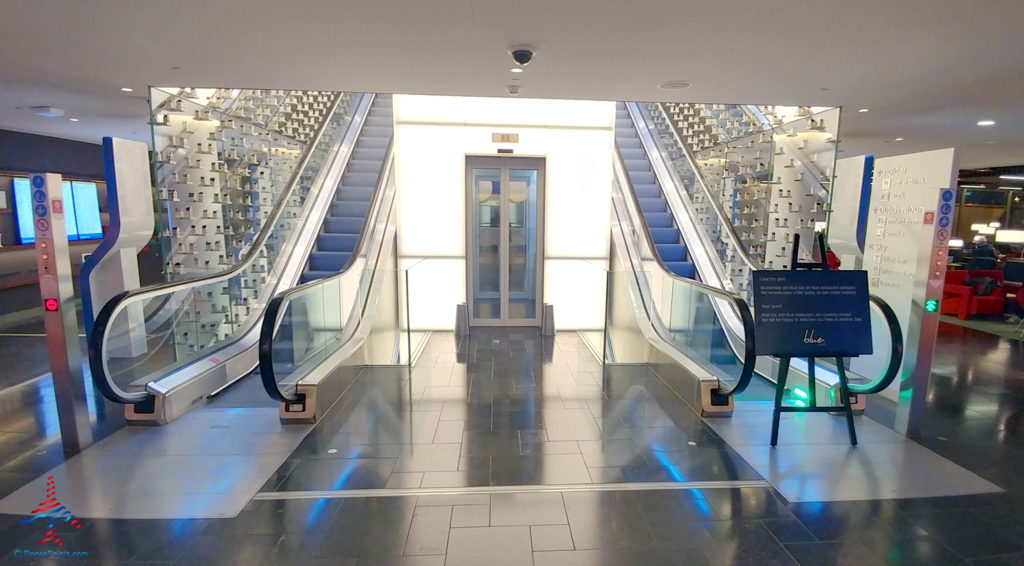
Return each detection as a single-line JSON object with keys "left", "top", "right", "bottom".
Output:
{"left": 466, "top": 156, "right": 545, "bottom": 326}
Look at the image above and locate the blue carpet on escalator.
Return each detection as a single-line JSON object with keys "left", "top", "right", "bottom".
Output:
{"left": 301, "top": 94, "right": 394, "bottom": 283}
{"left": 614, "top": 103, "right": 695, "bottom": 279}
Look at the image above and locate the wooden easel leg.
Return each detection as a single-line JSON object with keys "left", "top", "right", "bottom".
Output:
{"left": 835, "top": 358, "right": 858, "bottom": 446}
{"left": 770, "top": 357, "right": 791, "bottom": 447}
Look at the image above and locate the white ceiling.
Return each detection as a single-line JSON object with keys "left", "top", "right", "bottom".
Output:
{"left": 2, "top": 0, "right": 1023, "bottom": 168}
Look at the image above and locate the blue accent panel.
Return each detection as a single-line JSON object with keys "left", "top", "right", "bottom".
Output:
{"left": 81, "top": 137, "right": 122, "bottom": 335}
{"left": 856, "top": 155, "right": 874, "bottom": 253}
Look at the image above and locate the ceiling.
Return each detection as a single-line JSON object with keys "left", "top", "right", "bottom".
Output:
{"left": 2, "top": 0, "right": 1023, "bottom": 168}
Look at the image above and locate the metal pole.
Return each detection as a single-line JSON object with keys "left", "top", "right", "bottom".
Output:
{"left": 31, "top": 173, "right": 93, "bottom": 453}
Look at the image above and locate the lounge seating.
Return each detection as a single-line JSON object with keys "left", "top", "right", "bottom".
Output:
{"left": 941, "top": 270, "right": 1006, "bottom": 320}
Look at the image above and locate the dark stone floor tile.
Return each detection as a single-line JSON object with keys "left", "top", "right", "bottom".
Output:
{"left": 904, "top": 509, "right": 1024, "bottom": 559}
{"left": 246, "top": 498, "right": 346, "bottom": 534}
{"left": 762, "top": 518, "right": 817, "bottom": 544}
{"left": 970, "top": 553, "right": 1024, "bottom": 565}
{"left": 784, "top": 540, "right": 885, "bottom": 566}
{"left": 562, "top": 491, "right": 654, "bottom": 549}
{"left": 869, "top": 536, "right": 969, "bottom": 566}
{"left": 273, "top": 458, "right": 396, "bottom": 491}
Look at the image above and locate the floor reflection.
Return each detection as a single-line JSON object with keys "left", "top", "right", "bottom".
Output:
{"left": 264, "top": 329, "right": 761, "bottom": 491}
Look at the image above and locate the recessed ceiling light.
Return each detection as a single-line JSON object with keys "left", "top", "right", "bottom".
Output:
{"left": 977, "top": 120, "right": 996, "bottom": 126}
{"left": 858, "top": 108, "right": 869, "bottom": 113}
{"left": 32, "top": 106, "right": 64, "bottom": 117}
{"left": 959, "top": 184, "right": 986, "bottom": 189}
{"left": 68, "top": 118, "right": 80, "bottom": 122}
{"left": 1001, "top": 175, "right": 1024, "bottom": 181}
{"left": 120, "top": 87, "right": 134, "bottom": 93}
{"left": 658, "top": 80, "right": 692, "bottom": 90}
{"left": 510, "top": 68, "right": 523, "bottom": 73}
{"left": 894, "top": 137, "right": 904, "bottom": 141}
{"left": 1000, "top": 186, "right": 1023, "bottom": 191}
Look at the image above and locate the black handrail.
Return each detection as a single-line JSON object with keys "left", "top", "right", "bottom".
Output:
{"left": 88, "top": 93, "right": 350, "bottom": 405}
{"left": 848, "top": 295, "right": 904, "bottom": 395}
{"left": 260, "top": 134, "right": 395, "bottom": 403}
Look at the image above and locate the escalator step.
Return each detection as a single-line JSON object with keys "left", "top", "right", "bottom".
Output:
{"left": 638, "top": 197, "right": 666, "bottom": 212}
{"left": 324, "top": 217, "right": 364, "bottom": 233}
{"left": 358, "top": 137, "right": 389, "bottom": 149}
{"left": 342, "top": 172, "right": 379, "bottom": 186}
{"left": 337, "top": 187, "right": 375, "bottom": 202}
{"left": 624, "top": 159, "right": 651, "bottom": 172}
{"left": 644, "top": 212, "right": 673, "bottom": 227}
{"left": 354, "top": 148, "right": 386, "bottom": 161}
{"left": 317, "top": 233, "right": 358, "bottom": 252}
{"left": 666, "top": 261, "right": 696, "bottom": 278}
{"left": 651, "top": 227, "right": 681, "bottom": 244}
{"left": 629, "top": 170, "right": 655, "bottom": 184}
{"left": 619, "top": 147, "right": 644, "bottom": 160}
{"left": 309, "top": 251, "right": 352, "bottom": 272}
{"left": 347, "top": 160, "right": 383, "bottom": 174}
{"left": 331, "top": 201, "right": 370, "bottom": 217}
{"left": 634, "top": 184, "right": 661, "bottom": 198}
{"left": 656, "top": 244, "right": 688, "bottom": 262}
{"left": 616, "top": 137, "right": 641, "bottom": 149}
{"left": 365, "top": 117, "right": 392, "bottom": 128}
{"left": 300, "top": 270, "right": 338, "bottom": 284}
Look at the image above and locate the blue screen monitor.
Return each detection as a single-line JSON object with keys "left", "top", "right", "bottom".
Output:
{"left": 71, "top": 181, "right": 103, "bottom": 240}
{"left": 12, "top": 178, "right": 103, "bottom": 244}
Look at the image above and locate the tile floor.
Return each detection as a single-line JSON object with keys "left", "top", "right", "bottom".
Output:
{"left": 5, "top": 323, "right": 1024, "bottom": 564}
{"left": 261, "top": 330, "right": 762, "bottom": 492}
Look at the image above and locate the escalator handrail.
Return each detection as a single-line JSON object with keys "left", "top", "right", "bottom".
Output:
{"left": 260, "top": 137, "right": 396, "bottom": 403}
{"left": 611, "top": 145, "right": 757, "bottom": 397}
{"left": 848, "top": 295, "right": 904, "bottom": 395}
{"left": 88, "top": 93, "right": 351, "bottom": 404}
{"left": 645, "top": 102, "right": 764, "bottom": 273}
{"left": 637, "top": 103, "right": 903, "bottom": 399}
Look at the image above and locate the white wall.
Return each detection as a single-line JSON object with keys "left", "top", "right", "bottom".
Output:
{"left": 394, "top": 95, "right": 614, "bottom": 330}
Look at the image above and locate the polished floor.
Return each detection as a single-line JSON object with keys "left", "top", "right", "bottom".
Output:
{"left": 261, "top": 330, "right": 762, "bottom": 492}
{"left": 4, "top": 324, "right": 1024, "bottom": 564}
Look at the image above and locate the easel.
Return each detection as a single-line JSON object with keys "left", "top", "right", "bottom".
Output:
{"left": 769, "top": 233, "right": 858, "bottom": 447}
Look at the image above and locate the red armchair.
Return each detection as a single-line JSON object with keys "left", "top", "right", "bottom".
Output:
{"left": 941, "top": 270, "right": 1006, "bottom": 320}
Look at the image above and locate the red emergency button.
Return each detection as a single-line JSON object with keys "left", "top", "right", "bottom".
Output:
{"left": 44, "top": 299, "right": 59, "bottom": 312}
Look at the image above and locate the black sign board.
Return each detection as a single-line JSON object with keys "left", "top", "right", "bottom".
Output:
{"left": 753, "top": 270, "right": 872, "bottom": 357}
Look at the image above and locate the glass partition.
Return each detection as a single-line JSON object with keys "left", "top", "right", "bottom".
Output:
{"left": 260, "top": 157, "right": 400, "bottom": 402}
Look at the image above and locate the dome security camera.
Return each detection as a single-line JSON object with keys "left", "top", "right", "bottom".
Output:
{"left": 506, "top": 84, "right": 521, "bottom": 96}
{"left": 510, "top": 45, "right": 536, "bottom": 66}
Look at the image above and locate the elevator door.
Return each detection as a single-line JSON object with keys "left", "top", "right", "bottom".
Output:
{"left": 466, "top": 156, "right": 545, "bottom": 326}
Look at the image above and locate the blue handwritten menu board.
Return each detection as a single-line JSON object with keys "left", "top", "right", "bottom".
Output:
{"left": 752, "top": 270, "right": 872, "bottom": 357}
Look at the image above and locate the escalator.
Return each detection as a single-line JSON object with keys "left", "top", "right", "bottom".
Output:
{"left": 616, "top": 104, "right": 695, "bottom": 279}
{"left": 87, "top": 93, "right": 396, "bottom": 424}
{"left": 302, "top": 96, "right": 393, "bottom": 282}
{"left": 609, "top": 101, "right": 903, "bottom": 415}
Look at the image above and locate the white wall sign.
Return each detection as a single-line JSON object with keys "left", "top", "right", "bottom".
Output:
{"left": 852, "top": 147, "right": 956, "bottom": 436}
